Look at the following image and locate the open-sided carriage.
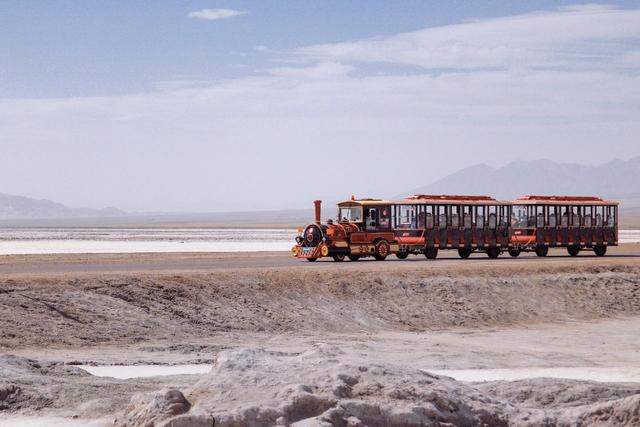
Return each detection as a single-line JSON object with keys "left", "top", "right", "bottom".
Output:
{"left": 393, "top": 195, "right": 511, "bottom": 259}
{"left": 509, "top": 195, "right": 618, "bottom": 257}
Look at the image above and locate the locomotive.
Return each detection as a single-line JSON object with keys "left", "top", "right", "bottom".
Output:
{"left": 291, "top": 195, "right": 618, "bottom": 261}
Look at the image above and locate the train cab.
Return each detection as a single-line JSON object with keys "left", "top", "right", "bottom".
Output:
{"left": 336, "top": 198, "right": 398, "bottom": 260}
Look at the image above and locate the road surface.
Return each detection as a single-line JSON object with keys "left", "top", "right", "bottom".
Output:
{"left": 0, "top": 243, "right": 638, "bottom": 275}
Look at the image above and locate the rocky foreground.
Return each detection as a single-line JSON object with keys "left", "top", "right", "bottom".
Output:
{"left": 119, "top": 345, "right": 640, "bottom": 427}
{"left": 4, "top": 345, "right": 640, "bottom": 426}
{"left": 1, "top": 262, "right": 640, "bottom": 426}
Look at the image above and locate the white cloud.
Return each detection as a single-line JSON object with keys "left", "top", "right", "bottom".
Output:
{"left": 188, "top": 8, "right": 246, "bottom": 21}
{"left": 295, "top": 5, "right": 640, "bottom": 72}
{"left": 266, "top": 62, "right": 354, "bottom": 79}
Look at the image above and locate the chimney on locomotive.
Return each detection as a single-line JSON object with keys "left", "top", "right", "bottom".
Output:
{"left": 313, "top": 200, "right": 322, "bottom": 224}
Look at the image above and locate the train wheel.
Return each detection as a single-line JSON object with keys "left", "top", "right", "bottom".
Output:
{"left": 594, "top": 245, "right": 607, "bottom": 257}
{"left": 373, "top": 240, "right": 390, "bottom": 261}
{"left": 348, "top": 255, "right": 360, "bottom": 261}
{"left": 486, "top": 247, "right": 500, "bottom": 259}
{"left": 508, "top": 249, "right": 521, "bottom": 257}
{"left": 535, "top": 246, "right": 548, "bottom": 257}
{"left": 424, "top": 248, "right": 438, "bottom": 260}
{"left": 567, "top": 245, "right": 581, "bottom": 257}
{"left": 332, "top": 254, "right": 345, "bottom": 262}
{"left": 307, "top": 258, "right": 317, "bottom": 262}
{"left": 458, "top": 248, "right": 472, "bottom": 259}
{"left": 395, "top": 252, "right": 409, "bottom": 260}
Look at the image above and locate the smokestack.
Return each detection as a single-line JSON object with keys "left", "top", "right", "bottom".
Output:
{"left": 313, "top": 200, "right": 322, "bottom": 224}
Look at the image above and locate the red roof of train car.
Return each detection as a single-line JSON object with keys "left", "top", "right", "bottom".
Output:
{"left": 516, "top": 195, "right": 618, "bottom": 205}
{"left": 406, "top": 194, "right": 496, "bottom": 201}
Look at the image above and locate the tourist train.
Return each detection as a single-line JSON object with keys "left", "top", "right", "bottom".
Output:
{"left": 291, "top": 195, "right": 618, "bottom": 261}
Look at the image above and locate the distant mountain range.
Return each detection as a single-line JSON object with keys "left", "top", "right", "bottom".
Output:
{"left": 0, "top": 192, "right": 312, "bottom": 228}
{"left": 0, "top": 193, "right": 125, "bottom": 220}
{"left": 404, "top": 156, "right": 640, "bottom": 213}
{"left": 2, "top": 156, "right": 638, "bottom": 224}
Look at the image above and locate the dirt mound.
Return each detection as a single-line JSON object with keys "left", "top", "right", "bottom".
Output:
{"left": 1, "top": 265, "right": 639, "bottom": 349}
{"left": 477, "top": 377, "right": 640, "bottom": 408}
{"left": 144, "top": 345, "right": 512, "bottom": 426}
{"left": 0, "top": 355, "right": 195, "bottom": 418}
{"left": 0, "top": 354, "right": 88, "bottom": 412}
{"left": 115, "top": 389, "right": 210, "bottom": 427}
{"left": 476, "top": 378, "right": 640, "bottom": 425}
{"left": 576, "top": 394, "right": 640, "bottom": 426}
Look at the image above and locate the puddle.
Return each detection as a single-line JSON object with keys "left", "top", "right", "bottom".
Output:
{"left": 1, "top": 415, "right": 112, "bottom": 427}
{"left": 78, "top": 364, "right": 212, "bottom": 379}
{"left": 427, "top": 367, "right": 640, "bottom": 383}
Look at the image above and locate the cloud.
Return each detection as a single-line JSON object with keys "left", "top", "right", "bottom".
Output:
{"left": 188, "top": 8, "right": 246, "bottom": 21}
{"left": 266, "top": 62, "right": 354, "bottom": 79}
{"left": 295, "top": 5, "right": 640, "bottom": 72}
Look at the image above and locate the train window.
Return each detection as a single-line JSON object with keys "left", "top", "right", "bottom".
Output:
{"left": 416, "top": 205, "right": 424, "bottom": 228}
{"left": 476, "top": 206, "right": 485, "bottom": 228}
{"left": 398, "top": 205, "right": 414, "bottom": 228}
{"left": 339, "top": 206, "right": 362, "bottom": 222}
{"left": 577, "top": 206, "right": 583, "bottom": 227}
{"left": 584, "top": 206, "right": 592, "bottom": 227}
{"left": 387, "top": 205, "right": 398, "bottom": 228}
{"left": 463, "top": 206, "right": 472, "bottom": 228}
{"left": 560, "top": 206, "right": 569, "bottom": 228}
{"left": 450, "top": 205, "right": 459, "bottom": 228}
{"left": 595, "top": 206, "right": 604, "bottom": 227}
{"left": 498, "top": 206, "right": 506, "bottom": 227}
{"left": 379, "top": 207, "right": 390, "bottom": 229}
{"left": 512, "top": 205, "right": 528, "bottom": 228}
{"left": 569, "top": 206, "right": 580, "bottom": 227}
{"left": 536, "top": 205, "right": 545, "bottom": 227}
{"left": 438, "top": 205, "right": 447, "bottom": 230}
{"left": 549, "top": 206, "right": 557, "bottom": 227}
{"left": 425, "top": 205, "right": 434, "bottom": 229}
{"left": 488, "top": 205, "right": 497, "bottom": 228}
{"left": 568, "top": 206, "right": 575, "bottom": 227}
{"left": 526, "top": 206, "right": 534, "bottom": 227}
{"left": 607, "top": 206, "right": 615, "bottom": 227}
{"left": 367, "top": 208, "right": 378, "bottom": 229}
{"left": 391, "top": 206, "right": 395, "bottom": 227}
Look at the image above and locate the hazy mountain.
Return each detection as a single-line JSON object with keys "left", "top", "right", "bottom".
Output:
{"left": 0, "top": 191, "right": 313, "bottom": 227}
{"left": 3, "top": 156, "right": 639, "bottom": 224}
{"left": 0, "top": 192, "right": 125, "bottom": 220}
{"left": 404, "top": 156, "right": 640, "bottom": 201}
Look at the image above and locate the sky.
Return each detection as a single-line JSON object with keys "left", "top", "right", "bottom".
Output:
{"left": 1, "top": 1, "right": 639, "bottom": 212}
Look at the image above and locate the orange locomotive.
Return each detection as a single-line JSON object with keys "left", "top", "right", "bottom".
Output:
{"left": 291, "top": 195, "right": 618, "bottom": 261}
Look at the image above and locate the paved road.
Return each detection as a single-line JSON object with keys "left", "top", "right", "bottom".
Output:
{"left": 1, "top": 244, "right": 638, "bottom": 275}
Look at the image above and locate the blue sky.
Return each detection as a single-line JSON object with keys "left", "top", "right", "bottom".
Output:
{"left": 4, "top": 0, "right": 637, "bottom": 98}
{"left": 1, "top": 2, "right": 639, "bottom": 211}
